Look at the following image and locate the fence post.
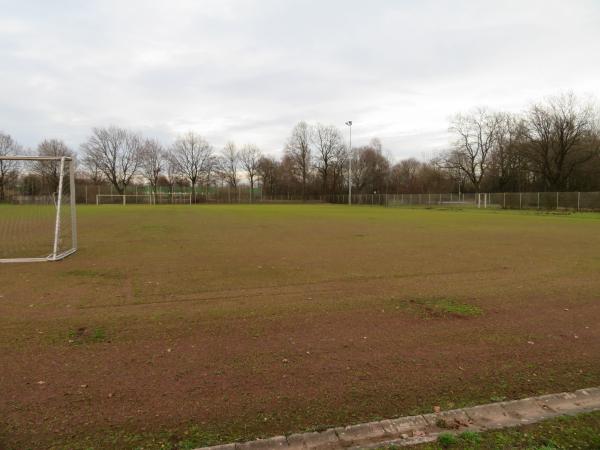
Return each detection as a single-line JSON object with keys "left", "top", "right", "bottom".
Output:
{"left": 556, "top": 192, "right": 559, "bottom": 210}
{"left": 519, "top": 192, "right": 522, "bottom": 209}
{"left": 537, "top": 192, "right": 540, "bottom": 209}
{"left": 503, "top": 192, "right": 506, "bottom": 209}
{"left": 578, "top": 192, "right": 581, "bottom": 211}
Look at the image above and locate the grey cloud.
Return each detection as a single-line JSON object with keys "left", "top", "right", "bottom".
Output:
{"left": 0, "top": 0, "right": 599, "bottom": 160}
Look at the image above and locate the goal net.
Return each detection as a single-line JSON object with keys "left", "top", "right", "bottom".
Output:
{"left": 0, "top": 156, "right": 77, "bottom": 263}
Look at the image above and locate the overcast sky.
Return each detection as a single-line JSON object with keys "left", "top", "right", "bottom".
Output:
{"left": 1, "top": 0, "right": 599, "bottom": 160}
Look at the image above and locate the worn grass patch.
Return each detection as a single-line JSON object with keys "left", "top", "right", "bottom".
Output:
{"left": 43, "top": 421, "right": 259, "bottom": 450}
{"left": 396, "top": 297, "right": 483, "bottom": 318}
{"left": 61, "top": 268, "right": 123, "bottom": 280}
{"left": 67, "top": 326, "right": 109, "bottom": 345}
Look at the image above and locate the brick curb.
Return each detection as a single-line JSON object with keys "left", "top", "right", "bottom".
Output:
{"left": 193, "top": 387, "right": 600, "bottom": 450}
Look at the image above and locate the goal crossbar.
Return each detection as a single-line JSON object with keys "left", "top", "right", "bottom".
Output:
{"left": 0, "top": 155, "right": 78, "bottom": 263}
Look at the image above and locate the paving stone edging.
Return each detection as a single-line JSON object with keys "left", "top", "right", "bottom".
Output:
{"left": 194, "top": 387, "right": 600, "bottom": 450}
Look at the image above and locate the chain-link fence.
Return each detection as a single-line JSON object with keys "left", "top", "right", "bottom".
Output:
{"left": 71, "top": 183, "right": 600, "bottom": 211}
{"left": 335, "top": 192, "right": 600, "bottom": 211}
{"left": 76, "top": 183, "right": 265, "bottom": 204}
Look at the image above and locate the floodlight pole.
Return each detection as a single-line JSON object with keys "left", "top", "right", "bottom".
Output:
{"left": 345, "top": 121, "right": 352, "bottom": 205}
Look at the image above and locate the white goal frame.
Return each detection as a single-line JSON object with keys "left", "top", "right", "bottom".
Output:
{"left": 0, "top": 155, "right": 78, "bottom": 263}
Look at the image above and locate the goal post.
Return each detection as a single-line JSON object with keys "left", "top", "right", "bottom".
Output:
{"left": 0, "top": 155, "right": 77, "bottom": 263}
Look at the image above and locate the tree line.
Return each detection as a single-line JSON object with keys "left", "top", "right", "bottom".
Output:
{"left": 1, "top": 92, "right": 599, "bottom": 202}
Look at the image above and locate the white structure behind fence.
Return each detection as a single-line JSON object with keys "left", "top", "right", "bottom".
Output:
{"left": 96, "top": 193, "right": 192, "bottom": 205}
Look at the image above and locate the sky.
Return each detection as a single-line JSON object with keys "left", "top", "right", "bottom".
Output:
{"left": 1, "top": 0, "right": 599, "bottom": 161}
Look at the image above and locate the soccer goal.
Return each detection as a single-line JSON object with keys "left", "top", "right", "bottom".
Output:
{"left": 0, "top": 156, "right": 77, "bottom": 263}
{"left": 96, "top": 193, "right": 192, "bottom": 205}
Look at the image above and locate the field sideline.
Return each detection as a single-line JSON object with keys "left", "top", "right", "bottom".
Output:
{"left": 1, "top": 204, "right": 600, "bottom": 449}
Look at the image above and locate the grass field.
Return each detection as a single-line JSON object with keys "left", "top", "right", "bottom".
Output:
{"left": 1, "top": 204, "right": 600, "bottom": 449}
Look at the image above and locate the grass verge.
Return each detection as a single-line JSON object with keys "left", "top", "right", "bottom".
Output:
{"left": 416, "top": 411, "right": 600, "bottom": 449}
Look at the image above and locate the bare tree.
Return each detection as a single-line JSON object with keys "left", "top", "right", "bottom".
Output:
{"left": 390, "top": 158, "right": 422, "bottom": 193}
{"left": 81, "top": 154, "right": 105, "bottom": 186}
{"left": 285, "top": 121, "right": 313, "bottom": 200}
{"left": 35, "top": 139, "right": 74, "bottom": 193}
{"left": 81, "top": 127, "right": 143, "bottom": 195}
{"left": 526, "top": 93, "right": 599, "bottom": 190}
{"left": 219, "top": 141, "right": 240, "bottom": 189}
{"left": 488, "top": 113, "right": 529, "bottom": 191}
{"left": 313, "top": 124, "right": 344, "bottom": 195}
{"left": 330, "top": 145, "right": 348, "bottom": 195}
{"left": 240, "top": 144, "right": 262, "bottom": 202}
{"left": 257, "top": 156, "right": 280, "bottom": 196}
{"left": 0, "top": 132, "right": 21, "bottom": 201}
{"left": 140, "top": 139, "right": 164, "bottom": 195}
{"left": 446, "top": 108, "right": 502, "bottom": 192}
{"left": 352, "top": 144, "right": 390, "bottom": 194}
{"left": 351, "top": 148, "right": 368, "bottom": 193}
{"left": 204, "top": 153, "right": 219, "bottom": 201}
{"left": 162, "top": 149, "right": 180, "bottom": 194}
{"left": 369, "top": 137, "right": 383, "bottom": 152}
{"left": 171, "top": 132, "right": 213, "bottom": 202}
